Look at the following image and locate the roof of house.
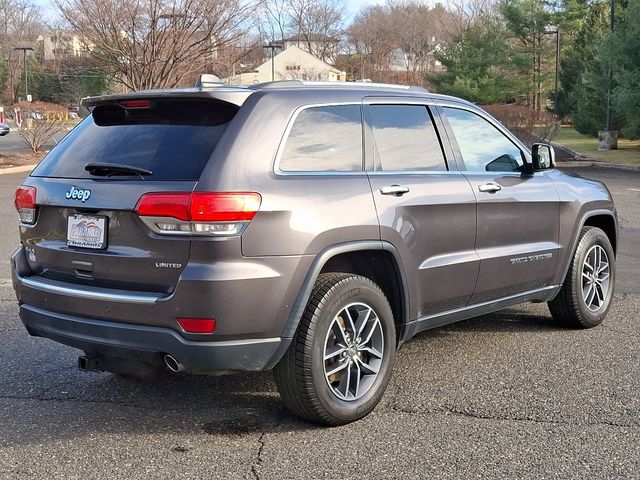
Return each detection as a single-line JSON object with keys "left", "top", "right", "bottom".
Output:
{"left": 254, "top": 45, "right": 342, "bottom": 75}
{"left": 283, "top": 33, "right": 339, "bottom": 43}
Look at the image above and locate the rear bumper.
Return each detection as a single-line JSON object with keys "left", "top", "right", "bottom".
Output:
{"left": 11, "top": 245, "right": 296, "bottom": 372}
{"left": 20, "top": 304, "right": 284, "bottom": 373}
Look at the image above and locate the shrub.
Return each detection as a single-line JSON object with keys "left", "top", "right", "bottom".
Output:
{"left": 482, "top": 104, "right": 560, "bottom": 147}
{"left": 14, "top": 102, "right": 70, "bottom": 153}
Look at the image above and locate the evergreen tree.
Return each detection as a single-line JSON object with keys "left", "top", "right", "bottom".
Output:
{"left": 555, "top": 0, "right": 609, "bottom": 119}
{"left": 603, "top": 0, "right": 640, "bottom": 138}
{"left": 429, "top": 15, "right": 528, "bottom": 103}
{"left": 35, "top": 69, "right": 63, "bottom": 103}
{"left": 0, "top": 57, "right": 8, "bottom": 103}
{"left": 499, "top": 0, "right": 554, "bottom": 111}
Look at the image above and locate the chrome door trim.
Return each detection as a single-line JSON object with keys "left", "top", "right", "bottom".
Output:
{"left": 20, "top": 275, "right": 165, "bottom": 304}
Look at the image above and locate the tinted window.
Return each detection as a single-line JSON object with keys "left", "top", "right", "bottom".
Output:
{"left": 367, "top": 105, "right": 446, "bottom": 171}
{"left": 32, "top": 99, "right": 236, "bottom": 181}
{"left": 279, "top": 105, "right": 362, "bottom": 172}
{"left": 443, "top": 107, "right": 524, "bottom": 172}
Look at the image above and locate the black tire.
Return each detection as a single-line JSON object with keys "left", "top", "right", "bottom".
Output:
{"left": 274, "top": 273, "right": 396, "bottom": 425}
{"left": 549, "top": 226, "right": 615, "bottom": 328}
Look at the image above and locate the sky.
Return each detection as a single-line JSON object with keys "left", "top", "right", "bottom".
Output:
{"left": 35, "top": 0, "right": 390, "bottom": 24}
{"left": 345, "top": 0, "right": 386, "bottom": 18}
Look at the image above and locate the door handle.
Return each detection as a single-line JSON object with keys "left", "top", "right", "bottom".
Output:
{"left": 380, "top": 185, "right": 410, "bottom": 196}
{"left": 478, "top": 183, "right": 502, "bottom": 193}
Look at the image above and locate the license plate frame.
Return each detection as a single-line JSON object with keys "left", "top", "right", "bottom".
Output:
{"left": 67, "top": 214, "right": 107, "bottom": 250}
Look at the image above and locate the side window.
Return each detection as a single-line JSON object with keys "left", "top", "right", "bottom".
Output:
{"left": 279, "top": 105, "right": 362, "bottom": 172}
{"left": 367, "top": 104, "right": 446, "bottom": 171}
{"left": 443, "top": 107, "right": 524, "bottom": 172}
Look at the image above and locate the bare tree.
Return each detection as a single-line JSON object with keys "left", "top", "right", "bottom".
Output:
{"left": 15, "top": 101, "right": 69, "bottom": 152}
{"left": 0, "top": 0, "right": 45, "bottom": 101}
{"left": 287, "top": 0, "right": 344, "bottom": 63}
{"left": 54, "top": 0, "right": 258, "bottom": 90}
{"left": 256, "top": 0, "right": 344, "bottom": 63}
{"left": 349, "top": 4, "right": 395, "bottom": 82}
{"left": 446, "top": 0, "right": 498, "bottom": 35}
{"left": 256, "top": 0, "right": 288, "bottom": 44}
{"left": 348, "top": 0, "right": 461, "bottom": 85}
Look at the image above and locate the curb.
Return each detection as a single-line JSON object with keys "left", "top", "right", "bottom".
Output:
{"left": 552, "top": 141, "right": 640, "bottom": 171}
{"left": 556, "top": 160, "right": 640, "bottom": 171}
{"left": 0, "top": 164, "right": 36, "bottom": 175}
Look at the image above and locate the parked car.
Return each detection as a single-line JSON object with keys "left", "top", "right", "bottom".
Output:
{"left": 0, "top": 123, "right": 9, "bottom": 136}
{"left": 68, "top": 106, "right": 80, "bottom": 119}
{"left": 11, "top": 79, "right": 618, "bottom": 425}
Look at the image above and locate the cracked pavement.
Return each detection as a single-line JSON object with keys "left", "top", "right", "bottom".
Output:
{"left": 0, "top": 166, "right": 638, "bottom": 479}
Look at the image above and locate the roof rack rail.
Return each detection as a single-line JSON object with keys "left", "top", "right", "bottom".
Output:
{"left": 249, "top": 80, "right": 428, "bottom": 93}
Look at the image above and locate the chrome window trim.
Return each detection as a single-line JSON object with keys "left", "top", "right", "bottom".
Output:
{"left": 366, "top": 170, "right": 461, "bottom": 176}
{"left": 461, "top": 170, "right": 547, "bottom": 176}
{"left": 273, "top": 102, "right": 366, "bottom": 176}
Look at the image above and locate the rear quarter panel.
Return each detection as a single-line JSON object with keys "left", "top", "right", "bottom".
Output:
{"left": 196, "top": 89, "right": 381, "bottom": 339}
{"left": 198, "top": 90, "right": 380, "bottom": 257}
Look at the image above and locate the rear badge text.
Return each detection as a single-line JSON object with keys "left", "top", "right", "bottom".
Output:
{"left": 65, "top": 186, "right": 91, "bottom": 202}
{"left": 155, "top": 262, "right": 182, "bottom": 269}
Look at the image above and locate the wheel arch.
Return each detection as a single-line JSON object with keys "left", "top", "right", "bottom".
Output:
{"left": 556, "top": 208, "right": 618, "bottom": 289}
{"left": 266, "top": 241, "right": 410, "bottom": 368}
{"left": 583, "top": 213, "right": 617, "bottom": 254}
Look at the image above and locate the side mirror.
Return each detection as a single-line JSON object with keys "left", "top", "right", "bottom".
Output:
{"left": 531, "top": 143, "right": 556, "bottom": 171}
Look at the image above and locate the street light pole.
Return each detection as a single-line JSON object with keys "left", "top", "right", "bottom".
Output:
{"left": 14, "top": 47, "right": 34, "bottom": 101}
{"left": 544, "top": 28, "right": 560, "bottom": 116}
{"left": 598, "top": 0, "right": 618, "bottom": 150}
{"left": 605, "top": 0, "right": 615, "bottom": 132}
{"left": 262, "top": 42, "right": 283, "bottom": 82}
{"left": 554, "top": 30, "right": 559, "bottom": 115}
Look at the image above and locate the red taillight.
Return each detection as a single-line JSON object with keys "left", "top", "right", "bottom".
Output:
{"left": 177, "top": 317, "right": 216, "bottom": 334}
{"left": 135, "top": 192, "right": 261, "bottom": 236}
{"left": 14, "top": 185, "right": 36, "bottom": 210}
{"left": 120, "top": 99, "right": 151, "bottom": 109}
{"left": 190, "top": 193, "right": 261, "bottom": 222}
{"left": 14, "top": 185, "right": 37, "bottom": 224}
{"left": 135, "top": 193, "right": 190, "bottom": 221}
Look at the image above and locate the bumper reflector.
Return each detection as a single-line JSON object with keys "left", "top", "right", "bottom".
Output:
{"left": 177, "top": 317, "right": 216, "bottom": 334}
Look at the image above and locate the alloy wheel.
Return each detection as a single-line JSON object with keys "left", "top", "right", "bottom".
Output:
{"left": 323, "top": 302, "right": 384, "bottom": 401}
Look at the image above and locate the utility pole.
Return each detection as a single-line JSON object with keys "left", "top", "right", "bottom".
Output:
{"left": 263, "top": 42, "right": 283, "bottom": 82}
{"left": 14, "top": 47, "right": 34, "bottom": 101}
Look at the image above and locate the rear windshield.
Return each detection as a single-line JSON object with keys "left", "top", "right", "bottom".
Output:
{"left": 32, "top": 99, "right": 237, "bottom": 181}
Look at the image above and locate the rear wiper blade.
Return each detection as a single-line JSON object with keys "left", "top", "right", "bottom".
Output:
{"left": 85, "top": 162, "right": 152, "bottom": 178}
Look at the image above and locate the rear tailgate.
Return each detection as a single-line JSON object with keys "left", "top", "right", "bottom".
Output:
{"left": 20, "top": 178, "right": 196, "bottom": 293}
{"left": 20, "top": 96, "right": 240, "bottom": 294}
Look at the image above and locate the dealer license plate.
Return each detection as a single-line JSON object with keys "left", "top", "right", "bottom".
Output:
{"left": 67, "top": 214, "right": 107, "bottom": 249}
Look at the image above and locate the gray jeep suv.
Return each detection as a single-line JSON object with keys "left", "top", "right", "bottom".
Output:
{"left": 11, "top": 80, "right": 617, "bottom": 425}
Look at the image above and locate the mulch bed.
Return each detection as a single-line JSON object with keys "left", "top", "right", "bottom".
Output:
{"left": 0, "top": 152, "right": 46, "bottom": 168}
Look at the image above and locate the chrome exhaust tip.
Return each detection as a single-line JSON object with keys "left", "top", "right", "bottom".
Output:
{"left": 163, "top": 354, "right": 184, "bottom": 373}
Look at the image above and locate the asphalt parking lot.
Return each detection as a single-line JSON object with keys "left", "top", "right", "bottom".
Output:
{"left": 0, "top": 166, "right": 638, "bottom": 479}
